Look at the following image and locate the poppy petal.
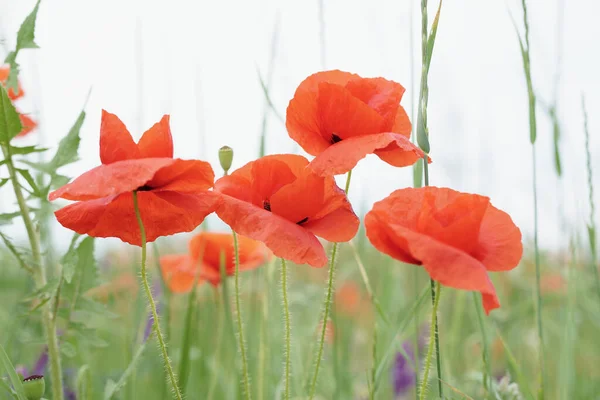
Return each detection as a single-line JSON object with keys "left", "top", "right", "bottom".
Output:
{"left": 137, "top": 115, "right": 174, "bottom": 158}
{"left": 214, "top": 192, "right": 327, "bottom": 267}
{"left": 0, "top": 67, "right": 24, "bottom": 100}
{"left": 160, "top": 255, "right": 198, "bottom": 293}
{"left": 17, "top": 113, "right": 37, "bottom": 137}
{"left": 344, "top": 77, "right": 405, "bottom": 130}
{"left": 286, "top": 71, "right": 359, "bottom": 156}
{"left": 474, "top": 205, "right": 523, "bottom": 271}
{"left": 49, "top": 158, "right": 175, "bottom": 201}
{"left": 309, "top": 132, "right": 425, "bottom": 176}
{"left": 55, "top": 191, "right": 218, "bottom": 245}
{"left": 364, "top": 211, "right": 420, "bottom": 265}
{"left": 99, "top": 110, "right": 141, "bottom": 164}
{"left": 250, "top": 158, "right": 298, "bottom": 206}
{"left": 270, "top": 171, "right": 325, "bottom": 224}
{"left": 390, "top": 106, "right": 412, "bottom": 138}
{"left": 146, "top": 159, "right": 215, "bottom": 192}
{"left": 303, "top": 206, "right": 359, "bottom": 243}
{"left": 318, "top": 82, "right": 384, "bottom": 141}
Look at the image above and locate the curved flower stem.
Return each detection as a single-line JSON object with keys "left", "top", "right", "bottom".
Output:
{"left": 1, "top": 145, "right": 64, "bottom": 400}
{"left": 132, "top": 191, "right": 182, "bottom": 400}
{"left": 308, "top": 169, "right": 353, "bottom": 399}
{"left": 281, "top": 258, "right": 291, "bottom": 399}
{"left": 419, "top": 281, "right": 441, "bottom": 400}
{"left": 232, "top": 231, "right": 252, "bottom": 400}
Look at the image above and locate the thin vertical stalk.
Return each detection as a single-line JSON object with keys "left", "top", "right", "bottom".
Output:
{"left": 308, "top": 170, "right": 352, "bottom": 399}
{"left": 207, "top": 287, "right": 225, "bottom": 399}
{"left": 418, "top": 282, "right": 441, "bottom": 400}
{"left": 232, "top": 231, "right": 252, "bottom": 400}
{"left": 132, "top": 191, "right": 182, "bottom": 400}
{"left": 582, "top": 96, "right": 600, "bottom": 299}
{"left": 1, "top": 144, "right": 64, "bottom": 400}
{"left": 281, "top": 258, "right": 292, "bottom": 399}
{"left": 318, "top": 0, "right": 326, "bottom": 69}
{"left": 473, "top": 293, "right": 495, "bottom": 398}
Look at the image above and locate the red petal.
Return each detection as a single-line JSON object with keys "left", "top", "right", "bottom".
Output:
{"left": 473, "top": 205, "right": 523, "bottom": 271}
{"left": 16, "top": 113, "right": 36, "bottom": 137}
{"left": 364, "top": 211, "right": 420, "bottom": 264}
{"left": 318, "top": 82, "right": 384, "bottom": 141}
{"left": 250, "top": 157, "right": 297, "bottom": 206}
{"left": 286, "top": 71, "right": 358, "bottom": 156}
{"left": 214, "top": 192, "right": 327, "bottom": 267}
{"left": 344, "top": 77, "right": 405, "bottom": 130}
{"left": 309, "top": 132, "right": 425, "bottom": 176}
{"left": 49, "top": 158, "right": 175, "bottom": 201}
{"left": 99, "top": 110, "right": 141, "bottom": 164}
{"left": 390, "top": 106, "right": 412, "bottom": 138}
{"left": 397, "top": 226, "right": 500, "bottom": 314}
{"left": 270, "top": 171, "right": 326, "bottom": 224}
{"left": 54, "top": 191, "right": 218, "bottom": 245}
{"left": 137, "top": 115, "right": 174, "bottom": 158}
{"left": 303, "top": 206, "right": 359, "bottom": 243}
{"left": 0, "top": 67, "right": 24, "bottom": 100}
{"left": 160, "top": 255, "right": 198, "bottom": 293}
{"left": 146, "top": 159, "right": 215, "bottom": 193}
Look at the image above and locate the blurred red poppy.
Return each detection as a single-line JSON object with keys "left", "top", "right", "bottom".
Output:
{"left": 49, "top": 110, "right": 218, "bottom": 245}
{"left": 160, "top": 232, "right": 270, "bottom": 293}
{"left": 0, "top": 66, "right": 37, "bottom": 137}
{"left": 365, "top": 187, "right": 522, "bottom": 314}
{"left": 286, "top": 70, "right": 427, "bottom": 176}
{"left": 214, "top": 154, "right": 359, "bottom": 267}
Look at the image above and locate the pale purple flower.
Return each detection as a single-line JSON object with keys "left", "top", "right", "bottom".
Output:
{"left": 392, "top": 342, "right": 416, "bottom": 397}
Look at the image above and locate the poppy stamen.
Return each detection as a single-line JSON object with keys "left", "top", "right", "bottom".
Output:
{"left": 263, "top": 200, "right": 271, "bottom": 212}
{"left": 331, "top": 133, "right": 342, "bottom": 144}
{"left": 23, "top": 375, "right": 44, "bottom": 381}
{"left": 136, "top": 185, "right": 153, "bottom": 192}
{"left": 296, "top": 217, "right": 309, "bottom": 225}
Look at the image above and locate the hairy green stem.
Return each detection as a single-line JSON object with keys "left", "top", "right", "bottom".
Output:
{"left": 232, "top": 231, "right": 252, "bottom": 400}
{"left": 308, "top": 170, "right": 352, "bottom": 399}
{"left": 419, "top": 282, "right": 441, "bottom": 400}
{"left": 132, "top": 191, "right": 182, "bottom": 400}
{"left": 281, "top": 258, "right": 292, "bottom": 399}
{"left": 1, "top": 145, "right": 64, "bottom": 400}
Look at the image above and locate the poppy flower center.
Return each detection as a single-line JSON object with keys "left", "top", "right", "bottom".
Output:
{"left": 136, "top": 185, "right": 154, "bottom": 192}
{"left": 296, "top": 217, "right": 309, "bottom": 225}
{"left": 263, "top": 200, "right": 271, "bottom": 211}
{"left": 330, "top": 133, "right": 342, "bottom": 144}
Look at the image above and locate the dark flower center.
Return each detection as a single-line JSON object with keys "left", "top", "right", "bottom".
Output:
{"left": 331, "top": 133, "right": 342, "bottom": 144}
{"left": 263, "top": 200, "right": 271, "bottom": 212}
{"left": 296, "top": 217, "right": 309, "bottom": 225}
{"left": 136, "top": 185, "right": 154, "bottom": 192}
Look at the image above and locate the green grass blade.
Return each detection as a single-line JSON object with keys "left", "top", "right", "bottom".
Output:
{"left": 0, "top": 343, "right": 26, "bottom": 400}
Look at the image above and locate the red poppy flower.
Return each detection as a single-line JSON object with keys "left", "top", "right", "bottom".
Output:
{"left": 160, "top": 232, "right": 270, "bottom": 293}
{"left": 1, "top": 66, "right": 37, "bottom": 137}
{"left": 286, "top": 70, "right": 428, "bottom": 176}
{"left": 49, "top": 110, "right": 218, "bottom": 245}
{"left": 365, "top": 187, "right": 522, "bottom": 314}
{"left": 213, "top": 154, "right": 359, "bottom": 267}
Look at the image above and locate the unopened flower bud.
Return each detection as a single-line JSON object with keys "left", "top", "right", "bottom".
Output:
{"left": 219, "top": 146, "right": 234, "bottom": 175}
{"left": 23, "top": 375, "right": 45, "bottom": 400}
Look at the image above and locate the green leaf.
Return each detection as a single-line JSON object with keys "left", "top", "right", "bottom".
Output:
{"left": 76, "top": 365, "right": 92, "bottom": 400}
{"left": 103, "top": 340, "right": 150, "bottom": 400}
{"left": 8, "top": 145, "right": 48, "bottom": 156}
{"left": 61, "top": 233, "right": 82, "bottom": 284}
{"left": 0, "top": 85, "right": 23, "bottom": 144}
{"left": 60, "top": 341, "right": 77, "bottom": 358}
{"left": 4, "top": 0, "right": 42, "bottom": 92}
{"left": 0, "top": 211, "right": 22, "bottom": 225}
{"left": 0, "top": 178, "right": 9, "bottom": 188}
{"left": 48, "top": 109, "right": 85, "bottom": 170}
{"left": 425, "top": 0, "right": 443, "bottom": 70}
{"left": 0, "top": 231, "right": 32, "bottom": 273}
{"left": 15, "top": 168, "right": 41, "bottom": 197}
{"left": 0, "top": 343, "right": 27, "bottom": 400}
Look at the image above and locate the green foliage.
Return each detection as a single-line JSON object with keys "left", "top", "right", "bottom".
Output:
{"left": 0, "top": 85, "right": 23, "bottom": 144}
{"left": 4, "top": 0, "right": 42, "bottom": 92}
{"left": 0, "top": 342, "right": 27, "bottom": 400}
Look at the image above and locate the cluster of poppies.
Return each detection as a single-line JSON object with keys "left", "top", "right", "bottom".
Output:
{"left": 48, "top": 70, "right": 523, "bottom": 313}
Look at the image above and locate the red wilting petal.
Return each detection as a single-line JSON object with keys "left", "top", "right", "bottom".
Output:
{"left": 473, "top": 205, "right": 523, "bottom": 271}
{"left": 214, "top": 192, "right": 327, "bottom": 267}
{"left": 397, "top": 226, "right": 500, "bottom": 314}
{"left": 137, "top": 115, "right": 174, "bottom": 158}
{"left": 309, "top": 132, "right": 426, "bottom": 176}
{"left": 286, "top": 71, "right": 358, "bottom": 156}
{"left": 16, "top": 113, "right": 36, "bottom": 137}
{"left": 99, "top": 110, "right": 141, "bottom": 164}
{"left": 49, "top": 158, "right": 175, "bottom": 201}
{"left": 318, "top": 82, "right": 384, "bottom": 141}
{"left": 160, "top": 255, "right": 198, "bottom": 293}
{"left": 146, "top": 159, "right": 215, "bottom": 193}
{"left": 344, "top": 77, "right": 405, "bottom": 131}
{"left": 54, "top": 191, "right": 219, "bottom": 246}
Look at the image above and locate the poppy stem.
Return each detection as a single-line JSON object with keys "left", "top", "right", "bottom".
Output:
{"left": 207, "top": 287, "right": 225, "bottom": 399}
{"left": 281, "top": 258, "right": 292, "bottom": 399}
{"left": 1, "top": 145, "right": 64, "bottom": 400}
{"left": 232, "top": 231, "right": 253, "bottom": 400}
{"left": 418, "top": 281, "right": 441, "bottom": 400}
{"left": 132, "top": 191, "right": 183, "bottom": 400}
{"left": 308, "top": 169, "right": 353, "bottom": 399}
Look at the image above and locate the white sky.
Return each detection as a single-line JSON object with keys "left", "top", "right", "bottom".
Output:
{"left": 1, "top": 0, "right": 598, "bottom": 251}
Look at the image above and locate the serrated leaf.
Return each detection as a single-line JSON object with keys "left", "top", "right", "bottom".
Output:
{"left": 48, "top": 110, "right": 85, "bottom": 170}
{"left": 15, "top": 168, "right": 41, "bottom": 197}
{"left": 0, "top": 211, "right": 22, "bottom": 225}
{"left": 61, "top": 233, "right": 82, "bottom": 284}
{"left": 8, "top": 145, "right": 48, "bottom": 155}
{"left": 0, "top": 85, "right": 23, "bottom": 144}
{"left": 4, "top": 0, "right": 42, "bottom": 92}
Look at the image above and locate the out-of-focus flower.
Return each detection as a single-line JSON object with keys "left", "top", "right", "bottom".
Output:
{"left": 335, "top": 281, "right": 362, "bottom": 315}
{"left": 0, "top": 66, "right": 37, "bottom": 137}
{"left": 392, "top": 342, "right": 416, "bottom": 397}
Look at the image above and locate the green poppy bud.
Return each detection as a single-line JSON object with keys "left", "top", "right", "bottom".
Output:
{"left": 22, "top": 375, "right": 45, "bottom": 400}
{"left": 219, "top": 146, "right": 234, "bottom": 175}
